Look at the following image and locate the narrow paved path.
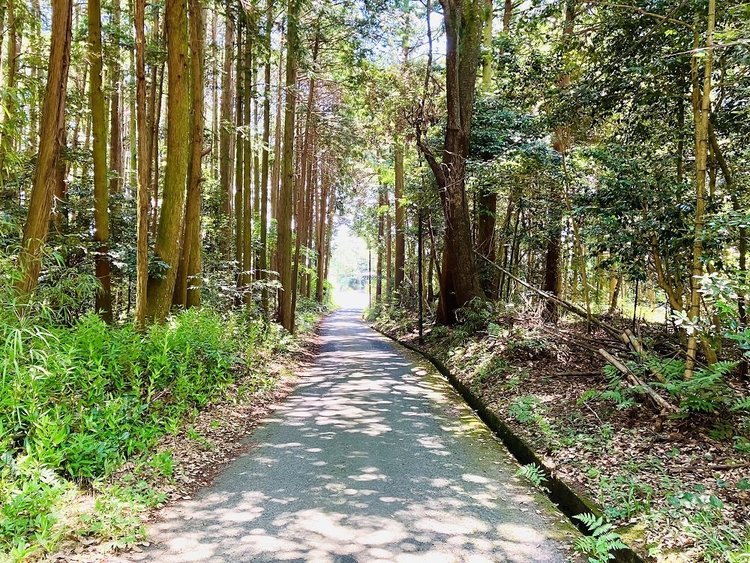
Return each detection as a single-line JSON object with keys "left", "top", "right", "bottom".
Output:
{"left": 130, "top": 309, "right": 579, "bottom": 562}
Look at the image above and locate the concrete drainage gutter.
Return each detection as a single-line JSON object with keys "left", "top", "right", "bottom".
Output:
{"left": 373, "top": 326, "right": 648, "bottom": 563}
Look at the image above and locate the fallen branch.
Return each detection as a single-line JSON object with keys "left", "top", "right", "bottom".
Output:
{"left": 475, "top": 251, "right": 623, "bottom": 341}
{"left": 598, "top": 349, "right": 677, "bottom": 414}
{"left": 549, "top": 371, "right": 602, "bottom": 377}
{"left": 709, "top": 462, "right": 750, "bottom": 471}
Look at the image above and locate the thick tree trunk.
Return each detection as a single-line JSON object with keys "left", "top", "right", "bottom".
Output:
{"left": 276, "top": 0, "right": 300, "bottom": 332}
{"left": 88, "top": 0, "right": 113, "bottom": 322}
{"left": 174, "top": 0, "right": 204, "bottom": 308}
{"left": 146, "top": 0, "right": 191, "bottom": 322}
{"left": 417, "top": 0, "right": 485, "bottom": 324}
{"left": 16, "top": 0, "right": 72, "bottom": 296}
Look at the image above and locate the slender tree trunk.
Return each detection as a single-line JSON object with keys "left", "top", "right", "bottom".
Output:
{"left": 0, "top": 0, "right": 20, "bottom": 179}
{"left": 259, "top": 0, "right": 273, "bottom": 313}
{"left": 16, "top": 0, "right": 72, "bottom": 296}
{"left": 480, "top": 0, "right": 492, "bottom": 90}
{"left": 242, "top": 24, "right": 253, "bottom": 305}
{"left": 377, "top": 186, "right": 384, "bottom": 302}
{"left": 134, "top": 0, "right": 150, "bottom": 330}
{"left": 219, "top": 11, "right": 235, "bottom": 260}
{"left": 146, "top": 0, "right": 191, "bottom": 322}
{"left": 88, "top": 0, "right": 113, "bottom": 322}
{"left": 394, "top": 142, "right": 405, "bottom": 295}
{"left": 109, "top": 0, "right": 124, "bottom": 196}
{"left": 234, "top": 26, "right": 244, "bottom": 286}
{"left": 315, "top": 164, "right": 329, "bottom": 303}
{"left": 271, "top": 38, "right": 284, "bottom": 221}
{"left": 542, "top": 0, "right": 575, "bottom": 323}
{"left": 685, "top": 0, "right": 715, "bottom": 379}
{"left": 276, "top": 0, "right": 300, "bottom": 331}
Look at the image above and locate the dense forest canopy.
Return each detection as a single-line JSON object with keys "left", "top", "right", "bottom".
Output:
{"left": 1, "top": 0, "right": 750, "bottom": 558}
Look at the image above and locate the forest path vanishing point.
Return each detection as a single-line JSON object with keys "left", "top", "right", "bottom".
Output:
{"left": 125, "top": 309, "right": 580, "bottom": 562}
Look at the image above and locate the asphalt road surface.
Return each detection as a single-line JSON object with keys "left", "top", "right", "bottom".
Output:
{"left": 128, "top": 308, "right": 579, "bottom": 562}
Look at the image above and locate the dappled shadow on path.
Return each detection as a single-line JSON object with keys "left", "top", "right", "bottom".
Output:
{"left": 129, "top": 309, "right": 576, "bottom": 563}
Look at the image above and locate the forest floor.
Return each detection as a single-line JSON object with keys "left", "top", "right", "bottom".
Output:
{"left": 374, "top": 306, "right": 750, "bottom": 562}
{"left": 42, "top": 316, "right": 326, "bottom": 563}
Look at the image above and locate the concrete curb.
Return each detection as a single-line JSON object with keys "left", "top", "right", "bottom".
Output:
{"left": 373, "top": 326, "right": 648, "bottom": 563}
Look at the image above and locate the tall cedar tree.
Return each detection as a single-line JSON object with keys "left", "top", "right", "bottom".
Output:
{"left": 88, "top": 0, "right": 113, "bottom": 322}
{"left": 146, "top": 0, "right": 191, "bottom": 322}
{"left": 417, "top": 0, "right": 485, "bottom": 324}
{"left": 277, "top": 0, "right": 300, "bottom": 332}
{"left": 16, "top": 0, "right": 73, "bottom": 295}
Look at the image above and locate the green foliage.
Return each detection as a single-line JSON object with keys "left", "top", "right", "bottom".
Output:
{"left": 573, "top": 513, "right": 628, "bottom": 563}
{"left": 516, "top": 463, "right": 548, "bottom": 492}
{"left": 655, "top": 488, "right": 749, "bottom": 562}
{"left": 579, "top": 365, "right": 636, "bottom": 411}
{"left": 647, "top": 358, "right": 742, "bottom": 415}
{"left": 0, "top": 298, "right": 282, "bottom": 556}
{"left": 508, "top": 395, "right": 558, "bottom": 446}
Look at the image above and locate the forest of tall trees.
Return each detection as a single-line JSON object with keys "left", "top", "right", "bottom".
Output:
{"left": 0, "top": 0, "right": 749, "bottom": 558}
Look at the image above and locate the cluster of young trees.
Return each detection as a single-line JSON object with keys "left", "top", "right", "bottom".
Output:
{"left": 0, "top": 0, "right": 369, "bottom": 333}
{"left": 360, "top": 0, "right": 748, "bottom": 379}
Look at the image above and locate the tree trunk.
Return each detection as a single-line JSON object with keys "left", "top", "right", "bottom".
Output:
{"left": 174, "top": 0, "right": 204, "bottom": 308}
{"left": 234, "top": 26, "right": 244, "bottom": 286}
{"left": 134, "top": 0, "right": 150, "bottom": 330}
{"left": 0, "top": 0, "right": 20, "bottom": 178}
{"left": 376, "top": 185, "right": 384, "bottom": 302}
{"left": 146, "top": 0, "right": 191, "bottom": 322}
{"left": 109, "top": 0, "right": 123, "bottom": 196}
{"left": 219, "top": 10, "right": 235, "bottom": 260}
{"left": 259, "top": 0, "right": 273, "bottom": 314}
{"left": 685, "top": 0, "right": 715, "bottom": 380}
{"left": 241, "top": 24, "right": 253, "bottom": 305}
{"left": 394, "top": 142, "right": 405, "bottom": 295}
{"left": 417, "top": 0, "right": 485, "bottom": 324}
{"left": 276, "top": 0, "right": 300, "bottom": 332}
{"left": 16, "top": 0, "right": 72, "bottom": 296}
{"left": 88, "top": 0, "right": 113, "bottom": 322}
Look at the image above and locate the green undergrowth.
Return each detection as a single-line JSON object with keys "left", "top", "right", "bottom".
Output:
{"left": 0, "top": 297, "right": 326, "bottom": 561}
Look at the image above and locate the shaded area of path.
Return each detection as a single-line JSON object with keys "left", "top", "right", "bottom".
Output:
{"left": 128, "top": 309, "right": 580, "bottom": 562}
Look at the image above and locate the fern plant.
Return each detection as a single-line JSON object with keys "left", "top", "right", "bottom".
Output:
{"left": 574, "top": 513, "right": 628, "bottom": 563}
{"left": 656, "top": 361, "right": 737, "bottom": 415}
{"left": 517, "top": 463, "right": 549, "bottom": 492}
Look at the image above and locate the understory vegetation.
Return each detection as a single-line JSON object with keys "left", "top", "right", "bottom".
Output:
{"left": 0, "top": 264, "right": 325, "bottom": 560}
